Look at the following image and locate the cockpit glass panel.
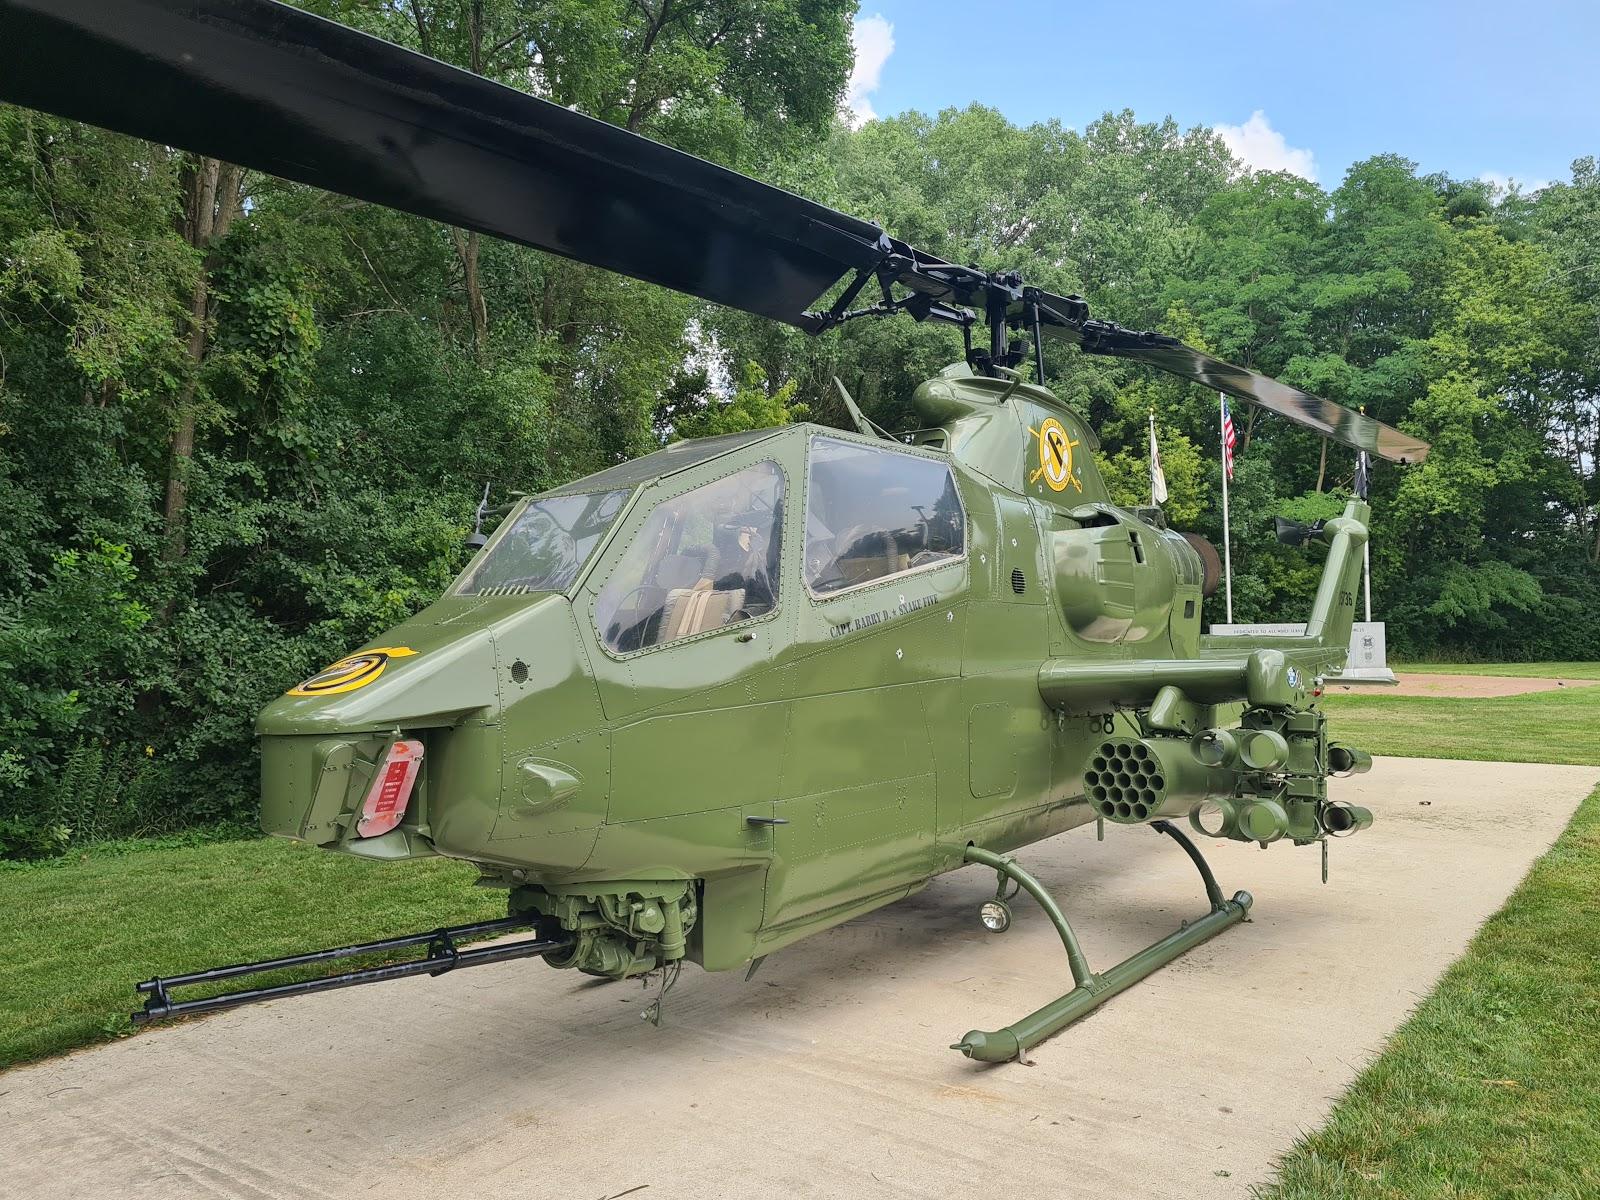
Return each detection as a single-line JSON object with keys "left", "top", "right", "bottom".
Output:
{"left": 595, "top": 461, "right": 785, "bottom": 653}
{"left": 541, "top": 429, "right": 782, "bottom": 496}
{"left": 804, "top": 436, "right": 965, "bottom": 595}
{"left": 456, "top": 489, "right": 629, "bottom": 596}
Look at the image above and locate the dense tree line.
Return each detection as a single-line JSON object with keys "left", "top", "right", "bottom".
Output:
{"left": 0, "top": 3, "right": 1595, "bottom": 854}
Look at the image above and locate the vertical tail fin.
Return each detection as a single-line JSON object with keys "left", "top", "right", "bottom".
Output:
{"left": 1303, "top": 500, "right": 1370, "bottom": 658}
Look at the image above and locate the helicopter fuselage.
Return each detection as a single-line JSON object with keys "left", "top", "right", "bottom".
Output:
{"left": 257, "top": 365, "right": 1364, "bottom": 979}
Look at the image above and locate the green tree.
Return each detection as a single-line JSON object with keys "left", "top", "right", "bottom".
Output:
{"left": 670, "top": 361, "right": 810, "bottom": 440}
{"left": 0, "top": 0, "right": 857, "bottom": 855}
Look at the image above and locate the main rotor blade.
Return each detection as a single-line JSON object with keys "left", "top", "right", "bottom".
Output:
{"left": 0, "top": 0, "right": 1436, "bottom": 467}
{"left": 0, "top": 0, "right": 886, "bottom": 327}
{"left": 1035, "top": 295, "right": 1430, "bottom": 464}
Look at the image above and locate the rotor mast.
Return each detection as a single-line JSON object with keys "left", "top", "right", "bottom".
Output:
{"left": 801, "top": 250, "right": 1081, "bottom": 384}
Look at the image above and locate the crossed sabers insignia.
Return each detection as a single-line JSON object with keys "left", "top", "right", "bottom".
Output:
{"left": 1028, "top": 423, "right": 1082, "bottom": 492}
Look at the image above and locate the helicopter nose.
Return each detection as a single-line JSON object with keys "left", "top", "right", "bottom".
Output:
{"left": 256, "top": 624, "right": 501, "bottom": 848}
{"left": 257, "top": 625, "right": 499, "bottom": 736}
{"left": 255, "top": 594, "right": 587, "bottom": 857}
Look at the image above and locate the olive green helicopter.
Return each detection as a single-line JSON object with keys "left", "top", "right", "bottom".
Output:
{"left": 1, "top": 0, "right": 1431, "bottom": 1062}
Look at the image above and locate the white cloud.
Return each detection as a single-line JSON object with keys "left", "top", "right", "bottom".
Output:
{"left": 1479, "top": 171, "right": 1552, "bottom": 195}
{"left": 844, "top": 14, "right": 894, "bottom": 128}
{"left": 1214, "top": 110, "right": 1318, "bottom": 182}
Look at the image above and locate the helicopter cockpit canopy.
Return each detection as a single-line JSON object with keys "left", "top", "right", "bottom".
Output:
{"left": 804, "top": 436, "right": 965, "bottom": 596}
{"left": 455, "top": 490, "right": 629, "bottom": 598}
{"left": 540, "top": 431, "right": 786, "bottom": 498}
{"left": 454, "top": 429, "right": 787, "bottom": 602}
{"left": 595, "top": 460, "right": 785, "bottom": 654}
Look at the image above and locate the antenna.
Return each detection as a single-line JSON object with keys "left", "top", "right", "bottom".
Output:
{"left": 993, "top": 365, "right": 1028, "bottom": 405}
{"left": 1030, "top": 297, "right": 1046, "bottom": 385}
{"left": 465, "top": 482, "right": 491, "bottom": 550}
{"left": 833, "top": 377, "right": 894, "bottom": 440}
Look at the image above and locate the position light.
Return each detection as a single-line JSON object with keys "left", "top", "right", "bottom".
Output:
{"left": 979, "top": 901, "right": 1012, "bottom": 933}
{"left": 357, "top": 738, "right": 425, "bottom": 837}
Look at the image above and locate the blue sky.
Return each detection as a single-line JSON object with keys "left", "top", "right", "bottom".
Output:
{"left": 845, "top": 1, "right": 1598, "bottom": 191}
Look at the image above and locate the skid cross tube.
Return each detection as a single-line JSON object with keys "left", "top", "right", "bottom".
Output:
{"left": 133, "top": 915, "right": 569, "bottom": 1025}
{"left": 953, "top": 822, "right": 1251, "bottom": 1062}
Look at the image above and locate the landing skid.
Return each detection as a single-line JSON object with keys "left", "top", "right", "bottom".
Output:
{"left": 953, "top": 822, "right": 1252, "bottom": 1062}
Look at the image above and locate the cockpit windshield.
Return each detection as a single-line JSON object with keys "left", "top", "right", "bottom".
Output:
{"left": 455, "top": 489, "right": 629, "bottom": 596}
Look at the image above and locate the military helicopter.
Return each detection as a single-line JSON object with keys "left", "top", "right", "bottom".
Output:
{"left": 2, "top": 0, "right": 1430, "bottom": 1063}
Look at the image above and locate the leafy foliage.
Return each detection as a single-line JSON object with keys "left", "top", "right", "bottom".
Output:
{"left": 0, "top": 6, "right": 1595, "bottom": 856}
{"left": 669, "top": 361, "right": 810, "bottom": 441}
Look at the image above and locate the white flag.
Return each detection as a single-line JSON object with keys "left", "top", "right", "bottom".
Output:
{"left": 1149, "top": 411, "right": 1168, "bottom": 505}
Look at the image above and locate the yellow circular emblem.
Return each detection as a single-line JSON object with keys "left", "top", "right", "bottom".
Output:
{"left": 1031, "top": 418, "right": 1081, "bottom": 493}
{"left": 287, "top": 647, "right": 416, "bottom": 697}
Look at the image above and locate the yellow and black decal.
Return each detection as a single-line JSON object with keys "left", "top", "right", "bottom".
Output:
{"left": 287, "top": 647, "right": 417, "bottom": 696}
{"left": 1029, "top": 418, "right": 1081, "bottom": 493}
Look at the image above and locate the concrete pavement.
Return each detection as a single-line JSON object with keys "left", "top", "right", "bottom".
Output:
{"left": 4, "top": 756, "right": 1594, "bottom": 1199}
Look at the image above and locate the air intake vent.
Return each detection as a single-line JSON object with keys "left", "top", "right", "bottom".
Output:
{"left": 1010, "top": 567, "right": 1026, "bottom": 595}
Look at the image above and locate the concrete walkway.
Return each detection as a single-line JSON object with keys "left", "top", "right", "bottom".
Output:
{"left": 5, "top": 757, "right": 1595, "bottom": 1199}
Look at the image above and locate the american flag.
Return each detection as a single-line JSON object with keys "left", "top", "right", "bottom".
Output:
{"left": 1220, "top": 396, "right": 1238, "bottom": 481}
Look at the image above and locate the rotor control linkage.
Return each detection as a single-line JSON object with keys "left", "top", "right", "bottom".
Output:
{"left": 133, "top": 915, "right": 570, "bottom": 1025}
{"left": 951, "top": 823, "right": 1251, "bottom": 1062}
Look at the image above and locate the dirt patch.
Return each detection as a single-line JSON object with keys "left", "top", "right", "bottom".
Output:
{"left": 1335, "top": 672, "right": 1599, "bottom": 698}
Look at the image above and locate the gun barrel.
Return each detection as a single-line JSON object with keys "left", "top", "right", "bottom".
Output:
{"left": 132, "top": 916, "right": 569, "bottom": 1024}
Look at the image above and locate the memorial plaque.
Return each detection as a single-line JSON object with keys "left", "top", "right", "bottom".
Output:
{"left": 1208, "top": 621, "right": 1397, "bottom": 685}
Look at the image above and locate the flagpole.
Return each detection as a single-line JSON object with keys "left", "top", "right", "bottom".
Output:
{"left": 1357, "top": 445, "right": 1373, "bottom": 622}
{"left": 1148, "top": 410, "right": 1156, "bottom": 506}
{"left": 1363, "top": 539, "right": 1372, "bottom": 623}
{"left": 1219, "top": 392, "right": 1233, "bottom": 623}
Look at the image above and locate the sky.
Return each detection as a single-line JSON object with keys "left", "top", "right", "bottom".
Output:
{"left": 845, "top": 1, "right": 1599, "bottom": 192}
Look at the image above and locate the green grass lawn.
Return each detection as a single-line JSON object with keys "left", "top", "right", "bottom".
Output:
{"left": 1256, "top": 678, "right": 1600, "bottom": 1199}
{"left": 1319, "top": 685, "right": 1600, "bottom": 766}
{"left": 1259, "top": 781, "right": 1600, "bottom": 1200}
{"left": 0, "top": 837, "right": 498, "bottom": 1067}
